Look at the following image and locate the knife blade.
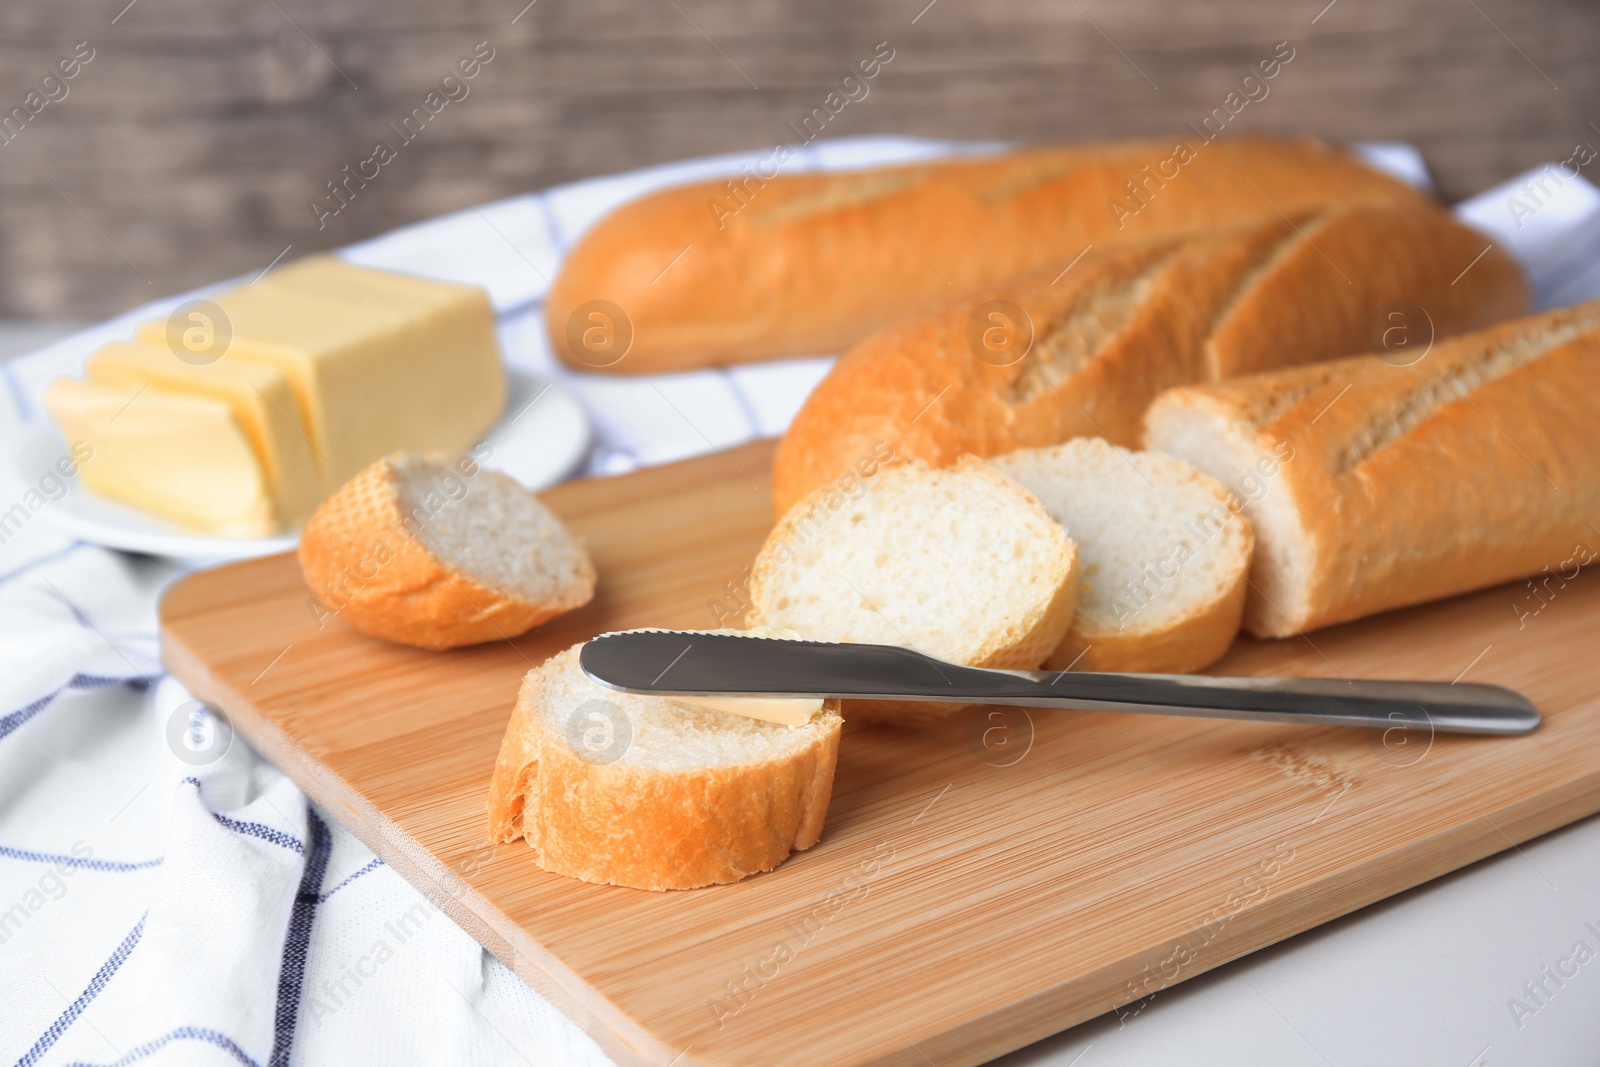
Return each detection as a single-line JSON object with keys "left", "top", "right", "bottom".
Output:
{"left": 578, "top": 631, "right": 1540, "bottom": 736}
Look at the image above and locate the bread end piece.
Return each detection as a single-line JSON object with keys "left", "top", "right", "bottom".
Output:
{"left": 298, "top": 454, "right": 596, "bottom": 650}
{"left": 488, "top": 641, "right": 843, "bottom": 891}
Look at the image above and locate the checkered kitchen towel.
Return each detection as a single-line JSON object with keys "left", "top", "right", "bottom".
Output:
{"left": 1, "top": 134, "right": 1597, "bottom": 1067}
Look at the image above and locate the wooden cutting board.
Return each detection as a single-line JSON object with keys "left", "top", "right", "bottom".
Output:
{"left": 158, "top": 439, "right": 1600, "bottom": 1067}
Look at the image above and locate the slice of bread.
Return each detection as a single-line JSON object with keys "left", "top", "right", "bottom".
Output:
{"left": 991, "top": 439, "right": 1253, "bottom": 674}
{"left": 747, "top": 457, "right": 1079, "bottom": 724}
{"left": 488, "top": 638, "right": 843, "bottom": 891}
{"left": 298, "top": 453, "right": 595, "bottom": 650}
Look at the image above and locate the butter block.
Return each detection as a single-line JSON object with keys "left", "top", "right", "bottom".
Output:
{"left": 43, "top": 377, "right": 278, "bottom": 537}
{"left": 84, "top": 342, "right": 321, "bottom": 529}
{"left": 136, "top": 256, "right": 505, "bottom": 492}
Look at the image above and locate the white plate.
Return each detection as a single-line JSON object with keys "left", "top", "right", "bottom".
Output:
{"left": 21, "top": 369, "right": 590, "bottom": 563}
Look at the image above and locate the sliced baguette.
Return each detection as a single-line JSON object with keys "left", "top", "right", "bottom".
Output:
{"left": 771, "top": 202, "right": 1529, "bottom": 516}
{"left": 1144, "top": 302, "right": 1600, "bottom": 637}
{"left": 298, "top": 453, "right": 595, "bottom": 650}
{"left": 487, "top": 638, "right": 843, "bottom": 891}
{"left": 992, "top": 439, "right": 1252, "bottom": 674}
{"left": 747, "top": 458, "right": 1079, "bottom": 724}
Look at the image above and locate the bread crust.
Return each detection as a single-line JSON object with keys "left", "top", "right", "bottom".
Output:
{"left": 487, "top": 646, "right": 843, "bottom": 891}
{"left": 1044, "top": 572, "right": 1248, "bottom": 675}
{"left": 548, "top": 136, "right": 1427, "bottom": 373}
{"left": 1145, "top": 303, "right": 1600, "bottom": 637}
{"left": 298, "top": 456, "right": 595, "bottom": 650}
{"left": 772, "top": 203, "right": 1529, "bottom": 517}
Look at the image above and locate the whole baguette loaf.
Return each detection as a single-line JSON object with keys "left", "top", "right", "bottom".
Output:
{"left": 1144, "top": 302, "right": 1600, "bottom": 637}
{"left": 548, "top": 136, "right": 1428, "bottom": 373}
{"left": 772, "top": 201, "right": 1528, "bottom": 516}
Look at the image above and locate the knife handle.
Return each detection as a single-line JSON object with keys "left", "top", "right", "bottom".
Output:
{"left": 693, "top": 642, "right": 1540, "bottom": 736}
{"left": 898, "top": 658, "right": 1540, "bottom": 736}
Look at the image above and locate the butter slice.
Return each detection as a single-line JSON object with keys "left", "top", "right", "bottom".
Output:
{"left": 135, "top": 256, "right": 504, "bottom": 492}
{"left": 84, "top": 342, "right": 321, "bottom": 529}
{"left": 679, "top": 695, "right": 826, "bottom": 726}
{"left": 43, "top": 378, "right": 277, "bottom": 537}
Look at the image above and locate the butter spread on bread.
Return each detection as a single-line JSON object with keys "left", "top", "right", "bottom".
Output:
{"left": 674, "top": 695, "right": 825, "bottom": 726}
{"left": 488, "top": 639, "right": 842, "bottom": 890}
{"left": 585, "top": 628, "right": 826, "bottom": 726}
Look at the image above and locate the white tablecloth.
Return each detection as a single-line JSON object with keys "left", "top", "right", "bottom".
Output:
{"left": 2, "top": 136, "right": 1598, "bottom": 1067}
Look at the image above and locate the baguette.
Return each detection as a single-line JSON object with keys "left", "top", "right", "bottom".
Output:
{"left": 772, "top": 201, "right": 1528, "bottom": 516}
{"left": 747, "top": 458, "right": 1078, "bottom": 725}
{"left": 1143, "top": 303, "right": 1600, "bottom": 637}
{"left": 487, "top": 638, "right": 843, "bottom": 890}
{"left": 548, "top": 136, "right": 1428, "bottom": 373}
{"left": 991, "top": 439, "right": 1253, "bottom": 674}
{"left": 299, "top": 454, "right": 595, "bottom": 649}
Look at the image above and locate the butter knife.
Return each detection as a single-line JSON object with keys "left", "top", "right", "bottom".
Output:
{"left": 579, "top": 631, "right": 1539, "bottom": 736}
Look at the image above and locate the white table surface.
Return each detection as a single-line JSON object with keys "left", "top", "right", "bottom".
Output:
{"left": 1004, "top": 813, "right": 1600, "bottom": 1066}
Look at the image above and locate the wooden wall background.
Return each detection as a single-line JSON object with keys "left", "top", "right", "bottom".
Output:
{"left": 0, "top": 0, "right": 1595, "bottom": 319}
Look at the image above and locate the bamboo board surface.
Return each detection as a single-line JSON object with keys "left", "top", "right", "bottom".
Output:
{"left": 158, "top": 438, "right": 1600, "bottom": 1067}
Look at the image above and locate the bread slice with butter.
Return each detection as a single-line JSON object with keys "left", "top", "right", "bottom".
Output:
{"left": 487, "top": 636, "right": 843, "bottom": 891}
{"left": 992, "top": 438, "right": 1253, "bottom": 674}
{"left": 747, "top": 457, "right": 1079, "bottom": 724}
{"left": 299, "top": 453, "right": 595, "bottom": 650}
